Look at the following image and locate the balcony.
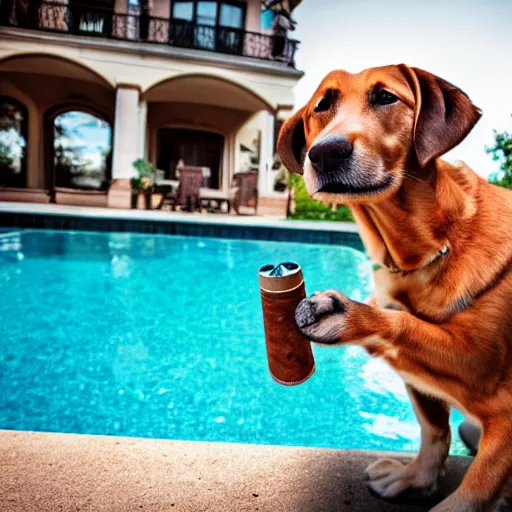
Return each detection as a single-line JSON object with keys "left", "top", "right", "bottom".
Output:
{"left": 0, "top": 1, "right": 300, "bottom": 68}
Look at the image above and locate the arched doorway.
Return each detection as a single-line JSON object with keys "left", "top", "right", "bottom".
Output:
{"left": 0, "top": 53, "right": 115, "bottom": 195}
{"left": 0, "top": 96, "right": 28, "bottom": 188}
{"left": 157, "top": 128, "right": 224, "bottom": 188}
{"left": 50, "top": 109, "right": 112, "bottom": 191}
{"left": 144, "top": 73, "right": 273, "bottom": 191}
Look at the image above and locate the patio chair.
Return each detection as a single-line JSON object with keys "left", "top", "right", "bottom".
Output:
{"left": 162, "top": 166, "right": 203, "bottom": 212}
{"left": 231, "top": 171, "right": 258, "bottom": 215}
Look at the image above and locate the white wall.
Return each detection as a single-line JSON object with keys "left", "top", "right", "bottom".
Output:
{"left": 0, "top": 37, "right": 300, "bottom": 112}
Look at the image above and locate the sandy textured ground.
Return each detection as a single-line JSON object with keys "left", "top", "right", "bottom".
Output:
{"left": 0, "top": 430, "right": 472, "bottom": 512}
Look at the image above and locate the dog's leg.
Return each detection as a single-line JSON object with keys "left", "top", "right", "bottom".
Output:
{"left": 430, "top": 420, "right": 512, "bottom": 512}
{"left": 366, "top": 386, "right": 451, "bottom": 498}
{"left": 295, "top": 289, "right": 505, "bottom": 389}
{"left": 295, "top": 290, "right": 512, "bottom": 510}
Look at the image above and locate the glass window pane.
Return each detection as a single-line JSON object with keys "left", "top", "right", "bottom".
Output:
{"left": 220, "top": 4, "right": 243, "bottom": 28}
{"left": 197, "top": 1, "right": 217, "bottom": 25}
{"left": 54, "top": 111, "right": 111, "bottom": 190}
{"left": 260, "top": 9, "right": 274, "bottom": 30}
{"left": 172, "top": 1, "right": 194, "bottom": 21}
{"left": 0, "top": 98, "right": 27, "bottom": 188}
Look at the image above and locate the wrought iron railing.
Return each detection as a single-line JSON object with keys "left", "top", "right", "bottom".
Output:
{"left": 0, "top": 1, "right": 299, "bottom": 67}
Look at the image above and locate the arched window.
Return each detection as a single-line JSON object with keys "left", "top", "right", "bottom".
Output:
{"left": 0, "top": 96, "right": 28, "bottom": 188}
{"left": 53, "top": 110, "right": 112, "bottom": 190}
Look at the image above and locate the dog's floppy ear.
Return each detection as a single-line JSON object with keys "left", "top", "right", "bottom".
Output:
{"left": 277, "top": 107, "right": 306, "bottom": 175}
{"left": 399, "top": 65, "right": 482, "bottom": 167}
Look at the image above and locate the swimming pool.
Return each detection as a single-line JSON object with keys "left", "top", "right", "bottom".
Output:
{"left": 0, "top": 229, "right": 467, "bottom": 454}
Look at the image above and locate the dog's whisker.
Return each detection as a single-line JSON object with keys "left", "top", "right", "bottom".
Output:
{"left": 403, "top": 172, "right": 424, "bottom": 183}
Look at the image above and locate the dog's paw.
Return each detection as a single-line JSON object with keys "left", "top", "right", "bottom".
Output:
{"left": 365, "top": 457, "right": 441, "bottom": 499}
{"left": 295, "top": 290, "right": 350, "bottom": 344}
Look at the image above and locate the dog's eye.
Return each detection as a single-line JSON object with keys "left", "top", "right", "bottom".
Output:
{"left": 371, "top": 88, "right": 399, "bottom": 106}
{"left": 314, "top": 90, "right": 333, "bottom": 112}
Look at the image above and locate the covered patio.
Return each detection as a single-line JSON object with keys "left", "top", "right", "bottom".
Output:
{"left": 0, "top": 54, "right": 291, "bottom": 215}
{"left": 141, "top": 72, "right": 277, "bottom": 214}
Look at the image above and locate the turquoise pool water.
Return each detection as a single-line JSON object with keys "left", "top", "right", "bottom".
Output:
{"left": 0, "top": 229, "right": 467, "bottom": 454}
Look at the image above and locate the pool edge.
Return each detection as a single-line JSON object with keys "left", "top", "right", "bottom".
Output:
{"left": 0, "top": 429, "right": 472, "bottom": 511}
{"left": 0, "top": 202, "right": 365, "bottom": 251}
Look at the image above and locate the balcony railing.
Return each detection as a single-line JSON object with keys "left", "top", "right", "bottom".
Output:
{"left": 0, "top": 1, "right": 299, "bottom": 68}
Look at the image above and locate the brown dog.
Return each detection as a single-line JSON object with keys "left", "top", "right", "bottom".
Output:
{"left": 277, "top": 65, "right": 512, "bottom": 512}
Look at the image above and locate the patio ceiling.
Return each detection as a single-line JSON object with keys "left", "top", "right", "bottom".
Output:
{"left": 143, "top": 74, "right": 272, "bottom": 113}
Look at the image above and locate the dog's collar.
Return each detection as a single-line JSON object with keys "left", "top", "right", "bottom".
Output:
{"left": 372, "top": 245, "right": 450, "bottom": 274}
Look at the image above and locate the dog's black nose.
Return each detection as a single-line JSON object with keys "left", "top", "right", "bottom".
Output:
{"left": 308, "top": 136, "right": 353, "bottom": 173}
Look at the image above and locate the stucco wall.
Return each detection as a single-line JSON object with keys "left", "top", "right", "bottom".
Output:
{"left": 0, "top": 37, "right": 299, "bottom": 111}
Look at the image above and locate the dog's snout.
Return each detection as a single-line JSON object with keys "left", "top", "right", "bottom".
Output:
{"left": 308, "top": 136, "right": 353, "bottom": 173}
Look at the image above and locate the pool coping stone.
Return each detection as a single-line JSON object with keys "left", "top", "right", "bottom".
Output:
{"left": 1, "top": 429, "right": 472, "bottom": 512}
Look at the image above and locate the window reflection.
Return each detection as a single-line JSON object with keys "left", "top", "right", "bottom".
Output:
{"left": 220, "top": 3, "right": 243, "bottom": 28}
{"left": 197, "top": 1, "right": 217, "bottom": 25}
{"left": 53, "top": 111, "right": 111, "bottom": 191}
{"left": 0, "top": 97, "right": 27, "bottom": 188}
{"left": 260, "top": 7, "right": 274, "bottom": 30}
{"left": 173, "top": 1, "right": 194, "bottom": 21}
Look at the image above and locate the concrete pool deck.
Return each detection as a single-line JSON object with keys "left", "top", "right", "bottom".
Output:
{"left": 1, "top": 430, "right": 472, "bottom": 512}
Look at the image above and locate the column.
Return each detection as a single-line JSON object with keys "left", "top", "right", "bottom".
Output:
{"left": 221, "top": 134, "right": 232, "bottom": 192}
{"left": 108, "top": 84, "right": 140, "bottom": 208}
{"left": 265, "top": 110, "right": 276, "bottom": 195}
{"left": 245, "top": 0, "right": 261, "bottom": 33}
{"left": 258, "top": 110, "right": 275, "bottom": 198}
{"left": 137, "top": 100, "right": 147, "bottom": 160}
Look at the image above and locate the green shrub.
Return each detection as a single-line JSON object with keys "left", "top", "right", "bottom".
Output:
{"left": 132, "top": 158, "right": 155, "bottom": 179}
{"left": 131, "top": 159, "right": 155, "bottom": 190}
{"left": 486, "top": 129, "right": 512, "bottom": 189}
{"left": 130, "top": 177, "right": 144, "bottom": 190}
{"left": 288, "top": 174, "right": 354, "bottom": 222}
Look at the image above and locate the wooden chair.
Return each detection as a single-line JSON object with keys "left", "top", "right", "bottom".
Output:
{"left": 162, "top": 166, "right": 203, "bottom": 212}
{"left": 232, "top": 171, "right": 258, "bottom": 215}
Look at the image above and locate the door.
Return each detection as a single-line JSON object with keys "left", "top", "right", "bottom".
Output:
{"left": 157, "top": 128, "right": 224, "bottom": 189}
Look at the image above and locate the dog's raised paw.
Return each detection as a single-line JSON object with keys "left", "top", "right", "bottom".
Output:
{"left": 295, "top": 298, "right": 318, "bottom": 329}
{"left": 295, "top": 290, "right": 349, "bottom": 344}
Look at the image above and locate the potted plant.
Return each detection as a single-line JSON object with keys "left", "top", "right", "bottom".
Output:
{"left": 132, "top": 159, "right": 155, "bottom": 210}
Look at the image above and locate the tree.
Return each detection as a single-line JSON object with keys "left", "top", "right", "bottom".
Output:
{"left": 486, "top": 128, "right": 512, "bottom": 189}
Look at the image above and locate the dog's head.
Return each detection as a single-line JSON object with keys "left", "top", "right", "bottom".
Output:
{"left": 277, "top": 65, "right": 481, "bottom": 204}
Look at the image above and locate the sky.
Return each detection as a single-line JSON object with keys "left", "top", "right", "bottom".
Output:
{"left": 291, "top": 0, "right": 512, "bottom": 179}
{"left": 56, "top": 112, "right": 111, "bottom": 170}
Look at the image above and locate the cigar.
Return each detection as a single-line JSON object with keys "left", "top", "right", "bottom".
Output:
{"left": 258, "top": 262, "right": 315, "bottom": 386}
